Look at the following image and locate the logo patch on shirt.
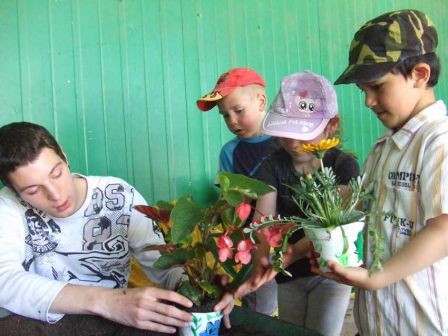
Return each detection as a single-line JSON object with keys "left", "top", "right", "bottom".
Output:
{"left": 388, "top": 171, "right": 420, "bottom": 191}
{"left": 384, "top": 213, "right": 414, "bottom": 236}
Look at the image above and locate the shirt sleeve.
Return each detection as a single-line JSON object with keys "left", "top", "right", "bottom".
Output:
{"left": 219, "top": 138, "right": 239, "bottom": 173}
{"left": 0, "top": 195, "right": 67, "bottom": 323}
{"left": 127, "top": 189, "right": 184, "bottom": 290}
{"left": 419, "top": 132, "right": 448, "bottom": 221}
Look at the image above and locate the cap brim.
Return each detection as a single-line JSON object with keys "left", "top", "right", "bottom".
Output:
{"left": 262, "top": 113, "right": 330, "bottom": 141}
{"left": 334, "top": 62, "right": 397, "bottom": 85}
{"left": 197, "top": 90, "right": 227, "bottom": 111}
{"left": 197, "top": 99, "right": 217, "bottom": 111}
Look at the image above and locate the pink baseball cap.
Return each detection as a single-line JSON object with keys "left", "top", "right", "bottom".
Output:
{"left": 262, "top": 71, "right": 338, "bottom": 140}
{"left": 197, "top": 67, "right": 266, "bottom": 111}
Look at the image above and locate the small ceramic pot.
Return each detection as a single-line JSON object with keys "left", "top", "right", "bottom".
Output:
{"left": 178, "top": 311, "right": 222, "bottom": 336}
{"left": 304, "top": 220, "right": 364, "bottom": 272}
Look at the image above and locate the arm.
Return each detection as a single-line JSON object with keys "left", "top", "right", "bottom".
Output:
{"left": 312, "top": 214, "right": 448, "bottom": 290}
{"left": 50, "top": 284, "right": 192, "bottom": 333}
{"left": 0, "top": 194, "right": 67, "bottom": 322}
{"left": 0, "top": 187, "right": 192, "bottom": 333}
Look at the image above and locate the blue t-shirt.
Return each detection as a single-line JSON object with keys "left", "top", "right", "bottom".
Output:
{"left": 219, "top": 134, "right": 277, "bottom": 177}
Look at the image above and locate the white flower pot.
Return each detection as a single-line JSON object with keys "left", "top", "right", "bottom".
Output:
{"left": 178, "top": 311, "right": 222, "bottom": 336}
{"left": 304, "top": 220, "right": 364, "bottom": 272}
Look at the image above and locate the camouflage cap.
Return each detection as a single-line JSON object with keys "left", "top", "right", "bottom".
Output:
{"left": 335, "top": 9, "right": 438, "bottom": 85}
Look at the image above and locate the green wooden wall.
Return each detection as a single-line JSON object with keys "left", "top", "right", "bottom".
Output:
{"left": 1, "top": 0, "right": 448, "bottom": 204}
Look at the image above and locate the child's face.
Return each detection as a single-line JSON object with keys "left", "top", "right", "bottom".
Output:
{"left": 280, "top": 132, "right": 327, "bottom": 164}
{"left": 217, "top": 86, "right": 266, "bottom": 138}
{"left": 8, "top": 147, "right": 85, "bottom": 218}
{"left": 358, "top": 71, "right": 426, "bottom": 131}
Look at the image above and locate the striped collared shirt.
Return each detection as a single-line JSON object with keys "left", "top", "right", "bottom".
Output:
{"left": 355, "top": 100, "right": 448, "bottom": 335}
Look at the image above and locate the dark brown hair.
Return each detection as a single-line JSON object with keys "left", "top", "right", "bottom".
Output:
{"left": 0, "top": 122, "right": 66, "bottom": 187}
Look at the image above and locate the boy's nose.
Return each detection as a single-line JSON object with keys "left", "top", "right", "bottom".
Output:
{"left": 45, "top": 185, "right": 61, "bottom": 201}
{"left": 228, "top": 115, "right": 238, "bottom": 126}
{"left": 364, "top": 91, "right": 377, "bottom": 108}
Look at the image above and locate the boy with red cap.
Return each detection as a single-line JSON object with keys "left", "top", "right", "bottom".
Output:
{"left": 197, "top": 67, "right": 277, "bottom": 178}
{"left": 197, "top": 68, "right": 278, "bottom": 316}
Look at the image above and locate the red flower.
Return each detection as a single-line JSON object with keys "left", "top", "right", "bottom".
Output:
{"left": 236, "top": 203, "right": 251, "bottom": 221}
{"left": 217, "top": 234, "right": 233, "bottom": 262}
{"left": 234, "top": 239, "right": 255, "bottom": 265}
{"left": 260, "top": 223, "right": 293, "bottom": 248}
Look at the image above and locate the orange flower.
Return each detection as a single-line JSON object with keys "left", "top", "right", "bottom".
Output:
{"left": 300, "top": 137, "right": 340, "bottom": 154}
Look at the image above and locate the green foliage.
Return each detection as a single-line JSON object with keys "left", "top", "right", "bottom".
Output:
{"left": 289, "top": 170, "right": 372, "bottom": 229}
{"left": 171, "top": 196, "right": 203, "bottom": 243}
{"left": 137, "top": 172, "right": 273, "bottom": 306}
{"left": 153, "top": 248, "right": 194, "bottom": 269}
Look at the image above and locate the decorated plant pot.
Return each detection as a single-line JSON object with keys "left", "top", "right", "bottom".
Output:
{"left": 178, "top": 311, "right": 223, "bottom": 336}
{"left": 304, "top": 220, "right": 364, "bottom": 272}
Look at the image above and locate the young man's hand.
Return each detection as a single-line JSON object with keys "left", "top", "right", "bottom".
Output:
{"left": 51, "top": 285, "right": 193, "bottom": 334}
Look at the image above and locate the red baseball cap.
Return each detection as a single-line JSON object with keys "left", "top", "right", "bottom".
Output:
{"left": 197, "top": 67, "right": 265, "bottom": 111}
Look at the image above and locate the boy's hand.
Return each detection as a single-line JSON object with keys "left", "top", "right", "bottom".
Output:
{"left": 308, "top": 247, "right": 380, "bottom": 290}
{"left": 235, "top": 255, "right": 276, "bottom": 299}
{"left": 310, "top": 259, "right": 374, "bottom": 289}
{"left": 213, "top": 292, "right": 235, "bottom": 329}
{"left": 212, "top": 275, "right": 235, "bottom": 329}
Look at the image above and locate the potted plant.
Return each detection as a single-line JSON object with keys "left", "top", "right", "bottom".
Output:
{"left": 135, "top": 172, "right": 273, "bottom": 336}
{"left": 247, "top": 138, "right": 377, "bottom": 274}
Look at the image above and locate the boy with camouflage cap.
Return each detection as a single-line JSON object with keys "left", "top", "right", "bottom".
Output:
{"left": 313, "top": 10, "right": 448, "bottom": 335}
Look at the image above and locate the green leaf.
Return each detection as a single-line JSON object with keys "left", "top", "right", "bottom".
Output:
{"left": 171, "top": 196, "right": 203, "bottom": 243}
{"left": 218, "top": 172, "right": 273, "bottom": 196}
{"left": 223, "top": 190, "right": 244, "bottom": 207}
{"left": 228, "top": 263, "right": 253, "bottom": 289}
{"left": 178, "top": 281, "right": 202, "bottom": 306}
{"left": 153, "top": 248, "right": 194, "bottom": 269}
{"left": 199, "top": 280, "right": 223, "bottom": 299}
{"left": 219, "top": 174, "right": 230, "bottom": 192}
{"left": 155, "top": 200, "right": 173, "bottom": 210}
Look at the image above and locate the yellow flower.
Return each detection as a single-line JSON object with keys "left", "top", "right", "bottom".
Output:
{"left": 300, "top": 137, "right": 340, "bottom": 153}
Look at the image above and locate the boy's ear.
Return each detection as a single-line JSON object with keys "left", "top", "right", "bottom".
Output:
{"left": 411, "top": 62, "right": 431, "bottom": 88}
{"left": 257, "top": 92, "right": 267, "bottom": 111}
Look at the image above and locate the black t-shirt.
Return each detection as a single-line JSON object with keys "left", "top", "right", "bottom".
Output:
{"left": 255, "top": 147, "right": 360, "bottom": 281}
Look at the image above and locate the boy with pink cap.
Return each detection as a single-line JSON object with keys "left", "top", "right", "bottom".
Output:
{"left": 238, "top": 71, "right": 359, "bottom": 336}
{"left": 197, "top": 68, "right": 278, "bottom": 316}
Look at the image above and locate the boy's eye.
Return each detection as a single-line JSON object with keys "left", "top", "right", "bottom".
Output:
{"left": 51, "top": 168, "right": 63, "bottom": 179}
{"left": 25, "top": 188, "right": 39, "bottom": 196}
